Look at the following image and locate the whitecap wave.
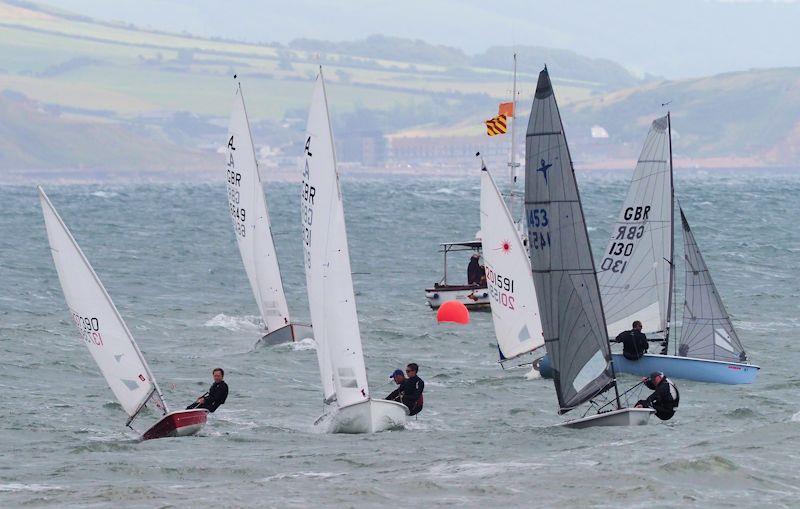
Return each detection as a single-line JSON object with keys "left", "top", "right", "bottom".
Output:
{"left": 524, "top": 367, "right": 541, "bottom": 380}
{"left": 0, "top": 483, "right": 63, "bottom": 492}
{"left": 90, "top": 191, "right": 118, "bottom": 198}
{"left": 204, "top": 313, "right": 262, "bottom": 332}
{"left": 792, "top": 410, "right": 800, "bottom": 422}
{"left": 291, "top": 337, "right": 317, "bottom": 351}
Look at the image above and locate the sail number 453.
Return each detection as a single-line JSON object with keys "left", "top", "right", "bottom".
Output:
{"left": 527, "top": 208, "right": 550, "bottom": 250}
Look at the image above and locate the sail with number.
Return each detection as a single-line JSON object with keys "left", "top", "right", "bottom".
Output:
{"left": 598, "top": 115, "right": 673, "bottom": 337}
{"left": 525, "top": 68, "right": 614, "bottom": 413}
{"left": 39, "top": 187, "right": 167, "bottom": 423}
{"left": 480, "top": 162, "right": 544, "bottom": 361}
{"left": 301, "top": 70, "right": 369, "bottom": 408}
{"left": 678, "top": 207, "right": 747, "bottom": 362}
{"left": 225, "top": 82, "right": 291, "bottom": 333}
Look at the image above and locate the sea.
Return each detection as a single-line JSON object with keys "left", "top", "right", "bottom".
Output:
{"left": 1, "top": 168, "right": 798, "bottom": 508}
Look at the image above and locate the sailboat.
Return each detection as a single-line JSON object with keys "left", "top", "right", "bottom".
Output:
{"left": 225, "top": 78, "right": 313, "bottom": 345}
{"left": 525, "top": 68, "right": 653, "bottom": 427}
{"left": 39, "top": 188, "right": 207, "bottom": 440}
{"left": 300, "top": 69, "right": 408, "bottom": 433}
{"left": 539, "top": 114, "right": 758, "bottom": 384}
{"left": 479, "top": 158, "right": 545, "bottom": 366}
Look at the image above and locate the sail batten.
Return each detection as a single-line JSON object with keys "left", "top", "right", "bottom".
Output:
{"left": 524, "top": 68, "right": 614, "bottom": 413}
{"left": 678, "top": 207, "right": 747, "bottom": 362}
{"left": 301, "top": 70, "right": 369, "bottom": 407}
{"left": 40, "top": 188, "right": 167, "bottom": 421}
{"left": 226, "top": 82, "right": 291, "bottom": 333}
{"left": 480, "top": 163, "right": 545, "bottom": 361}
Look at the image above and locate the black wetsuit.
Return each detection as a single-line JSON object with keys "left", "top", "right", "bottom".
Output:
{"left": 187, "top": 380, "right": 228, "bottom": 412}
{"left": 467, "top": 258, "right": 482, "bottom": 285}
{"left": 616, "top": 329, "right": 649, "bottom": 360}
{"left": 387, "top": 376, "right": 425, "bottom": 416}
{"left": 638, "top": 377, "right": 679, "bottom": 420}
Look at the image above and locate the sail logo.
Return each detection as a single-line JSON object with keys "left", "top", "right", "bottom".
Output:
{"left": 537, "top": 159, "right": 552, "bottom": 184}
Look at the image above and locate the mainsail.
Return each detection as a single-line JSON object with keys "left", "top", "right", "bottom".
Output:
{"left": 480, "top": 162, "right": 544, "bottom": 361}
{"left": 301, "top": 70, "right": 370, "bottom": 408}
{"left": 598, "top": 115, "right": 674, "bottom": 337}
{"left": 525, "top": 68, "right": 615, "bottom": 413}
{"left": 39, "top": 187, "right": 167, "bottom": 423}
{"left": 678, "top": 207, "right": 747, "bottom": 362}
{"left": 226, "top": 81, "right": 291, "bottom": 333}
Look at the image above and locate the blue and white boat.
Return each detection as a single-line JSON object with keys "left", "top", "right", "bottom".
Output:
{"left": 537, "top": 114, "right": 759, "bottom": 385}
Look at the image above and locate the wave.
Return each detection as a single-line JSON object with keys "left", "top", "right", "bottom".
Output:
{"left": 0, "top": 483, "right": 64, "bottom": 493}
{"left": 204, "top": 313, "right": 262, "bottom": 332}
{"left": 90, "top": 191, "right": 119, "bottom": 198}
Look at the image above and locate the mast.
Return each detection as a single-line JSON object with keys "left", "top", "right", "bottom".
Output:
{"left": 508, "top": 53, "right": 519, "bottom": 216}
{"left": 664, "top": 111, "right": 675, "bottom": 354}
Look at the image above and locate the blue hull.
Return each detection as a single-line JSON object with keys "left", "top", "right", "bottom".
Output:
{"left": 537, "top": 353, "right": 759, "bottom": 385}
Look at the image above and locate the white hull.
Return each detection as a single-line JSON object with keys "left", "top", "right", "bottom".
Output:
{"left": 559, "top": 407, "right": 654, "bottom": 429}
{"left": 257, "top": 323, "right": 314, "bottom": 346}
{"left": 425, "top": 286, "right": 490, "bottom": 309}
{"left": 315, "top": 398, "right": 408, "bottom": 434}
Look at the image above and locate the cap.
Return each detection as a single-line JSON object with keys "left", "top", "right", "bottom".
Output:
{"left": 389, "top": 369, "right": 404, "bottom": 379}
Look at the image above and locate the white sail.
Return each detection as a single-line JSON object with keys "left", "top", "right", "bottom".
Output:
{"left": 39, "top": 187, "right": 167, "bottom": 420}
{"left": 226, "top": 83, "right": 291, "bottom": 332}
{"left": 301, "top": 70, "right": 369, "bottom": 407}
{"left": 598, "top": 115, "right": 673, "bottom": 337}
{"left": 479, "top": 163, "right": 544, "bottom": 361}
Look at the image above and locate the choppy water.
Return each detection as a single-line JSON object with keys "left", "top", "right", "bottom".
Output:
{"left": 1, "top": 169, "right": 799, "bottom": 508}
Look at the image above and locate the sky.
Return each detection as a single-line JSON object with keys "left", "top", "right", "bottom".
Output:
{"left": 37, "top": 0, "right": 800, "bottom": 79}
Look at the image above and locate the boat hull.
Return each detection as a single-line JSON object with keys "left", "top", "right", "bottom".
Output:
{"left": 315, "top": 399, "right": 408, "bottom": 434}
{"left": 141, "top": 409, "right": 208, "bottom": 440}
{"left": 537, "top": 352, "right": 759, "bottom": 385}
{"left": 258, "top": 323, "right": 314, "bottom": 346}
{"left": 560, "top": 407, "right": 654, "bottom": 429}
{"left": 425, "top": 285, "right": 490, "bottom": 309}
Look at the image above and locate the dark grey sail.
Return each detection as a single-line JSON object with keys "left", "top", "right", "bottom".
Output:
{"left": 678, "top": 207, "right": 747, "bottom": 362}
{"left": 525, "top": 68, "right": 615, "bottom": 413}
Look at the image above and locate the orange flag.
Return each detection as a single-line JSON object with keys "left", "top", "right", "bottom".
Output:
{"left": 498, "top": 102, "right": 514, "bottom": 118}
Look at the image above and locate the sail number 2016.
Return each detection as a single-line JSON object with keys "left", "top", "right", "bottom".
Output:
{"left": 527, "top": 208, "right": 550, "bottom": 250}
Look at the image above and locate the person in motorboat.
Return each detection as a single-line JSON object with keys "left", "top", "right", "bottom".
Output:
{"left": 186, "top": 367, "right": 228, "bottom": 413}
{"left": 635, "top": 371, "right": 679, "bottom": 420}
{"left": 386, "top": 369, "right": 406, "bottom": 400}
{"left": 613, "top": 320, "right": 649, "bottom": 360}
{"left": 467, "top": 253, "right": 485, "bottom": 285}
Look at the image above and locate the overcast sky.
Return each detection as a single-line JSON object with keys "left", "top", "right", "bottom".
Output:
{"left": 39, "top": 0, "right": 800, "bottom": 79}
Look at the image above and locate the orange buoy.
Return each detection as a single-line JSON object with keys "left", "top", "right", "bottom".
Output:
{"left": 437, "top": 300, "right": 470, "bottom": 324}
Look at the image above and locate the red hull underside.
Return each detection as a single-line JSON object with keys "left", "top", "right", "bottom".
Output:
{"left": 141, "top": 409, "right": 208, "bottom": 441}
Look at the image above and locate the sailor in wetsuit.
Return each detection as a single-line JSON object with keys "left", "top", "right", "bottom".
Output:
{"left": 187, "top": 367, "right": 228, "bottom": 412}
{"left": 386, "top": 363, "right": 425, "bottom": 416}
{"left": 614, "top": 320, "right": 649, "bottom": 360}
{"left": 635, "top": 371, "right": 679, "bottom": 420}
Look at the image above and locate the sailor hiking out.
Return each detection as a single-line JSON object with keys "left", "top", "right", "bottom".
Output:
{"left": 635, "top": 371, "right": 679, "bottom": 420}
{"left": 386, "top": 363, "right": 424, "bottom": 416}
{"left": 187, "top": 368, "right": 229, "bottom": 413}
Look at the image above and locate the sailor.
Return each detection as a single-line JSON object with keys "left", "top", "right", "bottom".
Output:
{"left": 635, "top": 371, "right": 679, "bottom": 420}
{"left": 467, "top": 253, "right": 485, "bottom": 285}
{"left": 614, "top": 320, "right": 649, "bottom": 360}
{"left": 186, "top": 367, "right": 228, "bottom": 413}
{"left": 386, "top": 369, "right": 406, "bottom": 401}
{"left": 401, "top": 363, "right": 425, "bottom": 416}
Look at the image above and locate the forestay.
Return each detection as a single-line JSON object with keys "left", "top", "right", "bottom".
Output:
{"left": 300, "top": 70, "right": 369, "bottom": 408}
{"left": 480, "top": 163, "right": 544, "bottom": 361}
{"left": 524, "top": 68, "right": 614, "bottom": 413}
{"left": 39, "top": 188, "right": 167, "bottom": 422}
{"left": 226, "top": 82, "right": 291, "bottom": 332}
{"left": 598, "top": 116, "right": 673, "bottom": 337}
{"left": 678, "top": 207, "right": 747, "bottom": 362}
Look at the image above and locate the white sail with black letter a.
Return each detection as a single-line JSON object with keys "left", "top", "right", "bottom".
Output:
{"left": 226, "top": 82, "right": 291, "bottom": 333}
{"left": 598, "top": 116, "right": 672, "bottom": 337}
